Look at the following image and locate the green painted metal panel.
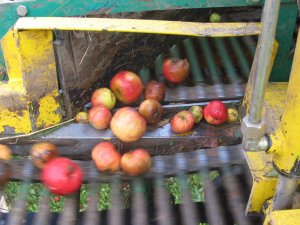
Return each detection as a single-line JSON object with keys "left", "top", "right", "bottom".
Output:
{"left": 270, "top": 3, "right": 298, "bottom": 81}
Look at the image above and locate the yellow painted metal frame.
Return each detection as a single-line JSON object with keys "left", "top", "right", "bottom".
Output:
{"left": 244, "top": 83, "right": 287, "bottom": 214}
{"left": 263, "top": 209, "right": 300, "bottom": 225}
{"left": 267, "top": 30, "right": 300, "bottom": 177}
{"left": 244, "top": 27, "right": 300, "bottom": 223}
{"left": 0, "top": 17, "right": 262, "bottom": 135}
{"left": 0, "top": 29, "right": 62, "bottom": 134}
{"left": 14, "top": 17, "right": 262, "bottom": 37}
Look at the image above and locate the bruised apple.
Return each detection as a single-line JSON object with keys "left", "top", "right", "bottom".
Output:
{"left": 92, "top": 142, "right": 121, "bottom": 172}
{"left": 121, "top": 148, "right": 151, "bottom": 176}
{"left": 110, "top": 71, "right": 143, "bottom": 104}
{"left": 91, "top": 88, "right": 116, "bottom": 110}
{"left": 162, "top": 58, "right": 190, "bottom": 83}
{"left": 41, "top": 157, "right": 83, "bottom": 195}
{"left": 189, "top": 106, "right": 203, "bottom": 123}
{"left": 143, "top": 81, "right": 165, "bottom": 103}
{"left": 110, "top": 107, "right": 146, "bottom": 143}
{"left": 138, "top": 99, "right": 163, "bottom": 124}
{"left": 88, "top": 105, "right": 112, "bottom": 130}
{"left": 170, "top": 110, "right": 195, "bottom": 134}
{"left": 30, "top": 142, "right": 58, "bottom": 169}
{"left": 204, "top": 100, "right": 228, "bottom": 125}
{"left": 75, "top": 111, "right": 89, "bottom": 124}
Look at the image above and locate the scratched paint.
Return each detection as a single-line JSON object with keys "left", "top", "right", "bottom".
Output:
{"left": 36, "top": 91, "right": 62, "bottom": 129}
{"left": 0, "top": 108, "right": 32, "bottom": 134}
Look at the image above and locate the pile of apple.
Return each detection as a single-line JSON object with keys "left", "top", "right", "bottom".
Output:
{"left": 92, "top": 142, "right": 151, "bottom": 176}
{"left": 73, "top": 57, "right": 240, "bottom": 179}
{"left": 80, "top": 57, "right": 239, "bottom": 136}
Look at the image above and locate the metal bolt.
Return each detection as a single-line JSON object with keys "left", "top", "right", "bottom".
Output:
{"left": 16, "top": 5, "right": 28, "bottom": 17}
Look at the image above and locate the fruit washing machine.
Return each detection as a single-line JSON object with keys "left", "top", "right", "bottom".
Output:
{"left": 0, "top": 0, "right": 299, "bottom": 224}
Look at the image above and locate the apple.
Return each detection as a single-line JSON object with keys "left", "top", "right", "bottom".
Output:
{"left": 30, "top": 142, "right": 59, "bottom": 169}
{"left": 110, "top": 71, "right": 143, "bottom": 104}
{"left": 0, "top": 144, "right": 12, "bottom": 161}
{"left": 143, "top": 81, "right": 165, "bottom": 103}
{"left": 75, "top": 111, "right": 89, "bottom": 124}
{"left": 210, "top": 13, "right": 221, "bottom": 23}
{"left": 91, "top": 88, "right": 116, "bottom": 110}
{"left": 110, "top": 107, "right": 146, "bottom": 143}
{"left": 121, "top": 148, "right": 151, "bottom": 176}
{"left": 162, "top": 58, "right": 190, "bottom": 83}
{"left": 170, "top": 110, "right": 195, "bottom": 134}
{"left": 138, "top": 99, "right": 163, "bottom": 124}
{"left": 41, "top": 157, "right": 83, "bottom": 195}
{"left": 91, "top": 142, "right": 121, "bottom": 172}
{"left": 188, "top": 106, "right": 203, "bottom": 123}
{"left": 227, "top": 108, "right": 239, "bottom": 123}
{"left": 88, "top": 105, "right": 112, "bottom": 130}
{"left": 204, "top": 100, "right": 228, "bottom": 125}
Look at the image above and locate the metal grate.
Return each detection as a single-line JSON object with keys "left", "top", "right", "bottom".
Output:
{"left": 0, "top": 145, "right": 260, "bottom": 225}
{"left": 139, "top": 36, "right": 256, "bottom": 103}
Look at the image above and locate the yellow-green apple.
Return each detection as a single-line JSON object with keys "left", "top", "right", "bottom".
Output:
{"left": 188, "top": 106, "right": 203, "bottom": 123}
{"left": 91, "top": 88, "right": 116, "bottom": 110}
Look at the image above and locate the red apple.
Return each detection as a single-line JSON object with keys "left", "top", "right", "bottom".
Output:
{"left": 204, "top": 100, "right": 228, "bottom": 125}
{"left": 189, "top": 106, "right": 203, "bottom": 123}
{"left": 91, "top": 142, "right": 121, "bottom": 172}
{"left": 41, "top": 157, "right": 83, "bottom": 195}
{"left": 138, "top": 99, "right": 163, "bottom": 124}
{"left": 143, "top": 81, "right": 165, "bottom": 103}
{"left": 121, "top": 148, "right": 151, "bottom": 176}
{"left": 170, "top": 110, "right": 195, "bottom": 134}
{"left": 162, "top": 58, "right": 190, "bottom": 83}
{"left": 91, "top": 88, "right": 116, "bottom": 110}
{"left": 110, "top": 107, "right": 146, "bottom": 143}
{"left": 110, "top": 71, "right": 143, "bottom": 104}
{"left": 88, "top": 105, "right": 112, "bottom": 130}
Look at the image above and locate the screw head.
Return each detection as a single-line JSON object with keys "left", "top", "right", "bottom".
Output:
{"left": 16, "top": 5, "right": 28, "bottom": 17}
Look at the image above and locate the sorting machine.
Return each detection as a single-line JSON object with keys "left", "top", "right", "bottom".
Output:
{"left": 0, "top": 0, "right": 299, "bottom": 224}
